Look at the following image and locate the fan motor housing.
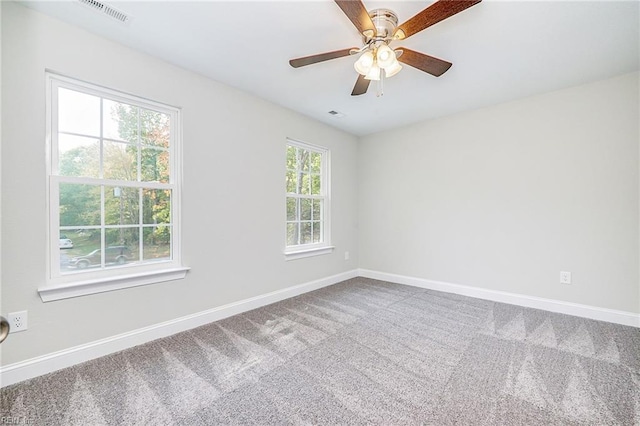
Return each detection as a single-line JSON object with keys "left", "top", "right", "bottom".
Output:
{"left": 368, "top": 8, "right": 398, "bottom": 41}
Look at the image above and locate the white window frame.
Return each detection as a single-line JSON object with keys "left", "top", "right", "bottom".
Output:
{"left": 40, "top": 72, "right": 188, "bottom": 302}
{"left": 284, "top": 138, "right": 333, "bottom": 261}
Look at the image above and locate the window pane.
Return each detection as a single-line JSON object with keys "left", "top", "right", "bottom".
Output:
{"left": 301, "top": 222, "right": 312, "bottom": 244}
{"left": 286, "top": 171, "right": 297, "bottom": 193}
{"left": 312, "top": 199, "right": 322, "bottom": 220}
{"left": 287, "top": 223, "right": 298, "bottom": 246}
{"left": 58, "top": 88, "right": 100, "bottom": 137}
{"left": 104, "top": 141, "right": 137, "bottom": 181}
{"left": 286, "top": 145, "right": 296, "bottom": 170}
{"left": 299, "top": 149, "right": 310, "bottom": 172}
{"left": 105, "top": 228, "right": 139, "bottom": 267}
{"left": 59, "top": 183, "right": 101, "bottom": 226}
{"left": 286, "top": 197, "right": 297, "bottom": 221}
{"left": 105, "top": 186, "right": 139, "bottom": 225}
{"left": 143, "top": 226, "right": 171, "bottom": 261}
{"left": 310, "top": 152, "right": 321, "bottom": 173}
{"left": 300, "top": 173, "right": 311, "bottom": 195}
{"left": 312, "top": 221, "right": 321, "bottom": 243}
{"left": 141, "top": 148, "right": 169, "bottom": 183}
{"left": 103, "top": 99, "right": 138, "bottom": 142}
{"left": 58, "top": 134, "right": 99, "bottom": 178}
{"left": 311, "top": 174, "right": 321, "bottom": 195}
{"left": 65, "top": 235, "right": 102, "bottom": 272}
{"left": 143, "top": 189, "right": 171, "bottom": 224}
{"left": 140, "top": 109, "right": 170, "bottom": 148}
{"left": 60, "top": 228, "right": 100, "bottom": 272}
{"left": 301, "top": 198, "right": 312, "bottom": 221}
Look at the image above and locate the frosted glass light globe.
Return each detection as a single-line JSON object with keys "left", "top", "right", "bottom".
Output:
{"left": 354, "top": 51, "right": 374, "bottom": 75}
{"left": 384, "top": 59, "right": 402, "bottom": 78}
{"left": 376, "top": 44, "right": 396, "bottom": 68}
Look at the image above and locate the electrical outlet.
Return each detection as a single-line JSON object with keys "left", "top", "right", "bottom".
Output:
{"left": 344, "top": 251, "right": 350, "bottom": 261}
{"left": 8, "top": 311, "right": 28, "bottom": 333}
{"left": 560, "top": 271, "right": 572, "bottom": 285}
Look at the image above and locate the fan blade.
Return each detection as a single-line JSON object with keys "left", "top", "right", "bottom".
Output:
{"left": 394, "top": 0, "right": 481, "bottom": 40}
{"left": 289, "top": 48, "right": 357, "bottom": 68}
{"left": 397, "top": 48, "right": 452, "bottom": 77}
{"left": 351, "top": 74, "right": 370, "bottom": 96}
{"left": 335, "top": 0, "right": 376, "bottom": 36}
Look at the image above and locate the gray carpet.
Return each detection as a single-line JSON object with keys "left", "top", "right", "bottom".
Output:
{"left": 1, "top": 277, "right": 639, "bottom": 425}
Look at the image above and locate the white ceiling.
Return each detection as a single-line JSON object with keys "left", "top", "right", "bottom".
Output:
{"left": 21, "top": 0, "right": 640, "bottom": 136}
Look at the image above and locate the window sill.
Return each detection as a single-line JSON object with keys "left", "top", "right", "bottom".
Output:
{"left": 38, "top": 267, "right": 190, "bottom": 302}
{"left": 284, "top": 246, "right": 334, "bottom": 261}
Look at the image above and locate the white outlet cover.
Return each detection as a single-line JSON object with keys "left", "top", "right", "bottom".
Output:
{"left": 560, "top": 271, "right": 572, "bottom": 284}
{"left": 8, "top": 310, "right": 28, "bottom": 332}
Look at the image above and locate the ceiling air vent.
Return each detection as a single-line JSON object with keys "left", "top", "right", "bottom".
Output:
{"left": 328, "top": 110, "right": 346, "bottom": 118}
{"left": 77, "top": 0, "right": 131, "bottom": 24}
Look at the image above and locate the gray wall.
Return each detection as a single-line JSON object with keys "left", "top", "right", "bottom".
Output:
{"left": 0, "top": 3, "right": 358, "bottom": 366}
{"left": 359, "top": 72, "right": 639, "bottom": 314}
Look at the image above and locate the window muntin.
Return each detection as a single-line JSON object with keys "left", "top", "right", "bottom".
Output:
{"left": 285, "top": 140, "right": 329, "bottom": 251}
{"left": 48, "top": 74, "right": 181, "bottom": 284}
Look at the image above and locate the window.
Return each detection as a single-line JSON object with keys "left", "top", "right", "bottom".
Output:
{"left": 41, "top": 73, "right": 188, "bottom": 301}
{"left": 285, "top": 139, "right": 333, "bottom": 260}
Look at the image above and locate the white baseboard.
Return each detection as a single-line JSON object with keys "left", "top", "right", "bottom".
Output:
{"left": 358, "top": 269, "right": 640, "bottom": 328}
{"left": 0, "top": 269, "right": 358, "bottom": 388}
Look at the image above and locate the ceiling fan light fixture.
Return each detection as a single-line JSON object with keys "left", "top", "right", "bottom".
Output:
{"left": 354, "top": 50, "right": 374, "bottom": 75}
{"left": 384, "top": 59, "right": 402, "bottom": 78}
{"left": 289, "top": 0, "right": 483, "bottom": 96}
{"left": 364, "top": 63, "right": 381, "bottom": 81}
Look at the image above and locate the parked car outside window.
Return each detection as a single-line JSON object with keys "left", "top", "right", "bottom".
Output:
{"left": 69, "top": 246, "right": 131, "bottom": 269}
{"left": 59, "top": 235, "right": 74, "bottom": 249}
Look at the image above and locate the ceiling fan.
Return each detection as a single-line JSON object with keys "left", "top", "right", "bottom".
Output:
{"left": 289, "top": 0, "right": 482, "bottom": 96}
